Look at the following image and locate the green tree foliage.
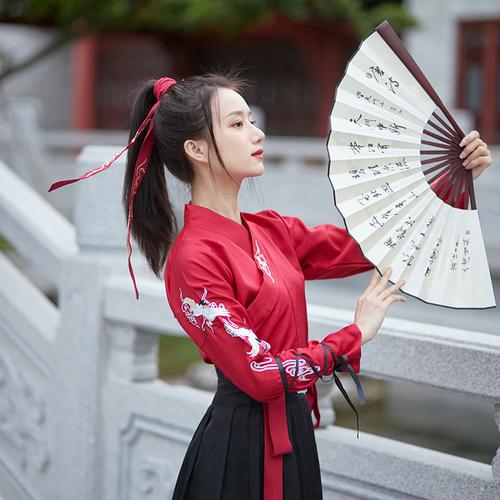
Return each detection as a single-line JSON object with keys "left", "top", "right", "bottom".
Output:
{"left": 1, "top": 0, "right": 414, "bottom": 37}
{"left": 0, "top": 0, "right": 415, "bottom": 80}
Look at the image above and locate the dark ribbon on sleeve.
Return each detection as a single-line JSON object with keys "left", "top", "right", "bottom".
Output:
{"left": 319, "top": 344, "right": 367, "bottom": 439}
{"left": 274, "top": 355, "right": 289, "bottom": 391}
{"left": 281, "top": 348, "right": 367, "bottom": 439}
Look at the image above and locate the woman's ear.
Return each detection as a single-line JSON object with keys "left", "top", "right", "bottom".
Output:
{"left": 184, "top": 138, "right": 209, "bottom": 164}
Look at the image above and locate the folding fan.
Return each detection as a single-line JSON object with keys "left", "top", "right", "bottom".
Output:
{"left": 327, "top": 20, "right": 495, "bottom": 309}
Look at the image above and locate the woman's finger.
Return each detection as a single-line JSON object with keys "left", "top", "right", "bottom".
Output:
{"left": 467, "top": 154, "right": 492, "bottom": 170}
{"left": 460, "top": 138, "right": 486, "bottom": 160}
{"left": 383, "top": 294, "right": 407, "bottom": 305}
{"left": 365, "top": 268, "right": 380, "bottom": 291}
{"left": 459, "top": 130, "right": 479, "bottom": 148}
{"left": 462, "top": 145, "right": 488, "bottom": 165}
{"left": 374, "top": 267, "right": 393, "bottom": 292}
{"left": 380, "top": 279, "right": 406, "bottom": 300}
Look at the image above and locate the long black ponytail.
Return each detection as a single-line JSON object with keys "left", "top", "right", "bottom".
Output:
{"left": 122, "top": 70, "right": 251, "bottom": 279}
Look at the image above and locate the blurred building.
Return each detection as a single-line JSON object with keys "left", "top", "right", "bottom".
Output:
{"left": 70, "top": 15, "right": 360, "bottom": 137}
{"left": 1, "top": 1, "right": 500, "bottom": 143}
{"left": 0, "top": 16, "right": 363, "bottom": 136}
{"left": 405, "top": 0, "right": 500, "bottom": 145}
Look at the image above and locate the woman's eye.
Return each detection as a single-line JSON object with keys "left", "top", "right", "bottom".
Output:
{"left": 234, "top": 119, "right": 256, "bottom": 127}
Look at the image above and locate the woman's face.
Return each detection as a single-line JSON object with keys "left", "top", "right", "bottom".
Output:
{"left": 208, "top": 87, "right": 266, "bottom": 183}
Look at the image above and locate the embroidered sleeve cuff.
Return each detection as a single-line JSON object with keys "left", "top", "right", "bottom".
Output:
{"left": 323, "top": 322, "right": 362, "bottom": 374}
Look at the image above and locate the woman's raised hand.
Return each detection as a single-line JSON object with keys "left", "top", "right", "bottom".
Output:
{"left": 354, "top": 267, "right": 406, "bottom": 345}
{"left": 459, "top": 130, "right": 493, "bottom": 181}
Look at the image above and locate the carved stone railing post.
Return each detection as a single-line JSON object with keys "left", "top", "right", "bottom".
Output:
{"left": 316, "top": 381, "right": 336, "bottom": 427}
{"left": 52, "top": 146, "right": 139, "bottom": 500}
{"left": 107, "top": 322, "right": 159, "bottom": 383}
{"left": 493, "top": 403, "right": 500, "bottom": 481}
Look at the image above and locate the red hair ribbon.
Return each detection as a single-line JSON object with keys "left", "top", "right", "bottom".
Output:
{"left": 48, "top": 77, "right": 178, "bottom": 300}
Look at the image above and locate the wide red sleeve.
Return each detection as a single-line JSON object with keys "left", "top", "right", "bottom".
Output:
{"left": 165, "top": 248, "right": 363, "bottom": 402}
{"left": 270, "top": 211, "right": 375, "bottom": 280}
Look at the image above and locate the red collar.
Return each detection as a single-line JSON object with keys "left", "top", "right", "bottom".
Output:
{"left": 183, "top": 201, "right": 253, "bottom": 254}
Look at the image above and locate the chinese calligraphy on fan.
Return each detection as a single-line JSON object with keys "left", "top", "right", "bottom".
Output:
{"left": 348, "top": 140, "right": 390, "bottom": 155}
{"left": 349, "top": 113, "right": 407, "bottom": 135}
{"left": 354, "top": 90, "right": 403, "bottom": 114}
{"left": 450, "top": 230, "right": 471, "bottom": 272}
{"left": 349, "top": 158, "right": 410, "bottom": 180}
{"left": 356, "top": 182, "right": 395, "bottom": 206}
{"left": 368, "top": 191, "right": 419, "bottom": 229}
{"left": 365, "top": 65, "right": 400, "bottom": 94}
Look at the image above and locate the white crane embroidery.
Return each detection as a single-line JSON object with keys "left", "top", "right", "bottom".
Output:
{"left": 254, "top": 240, "right": 274, "bottom": 282}
{"left": 179, "top": 287, "right": 271, "bottom": 359}
{"left": 222, "top": 317, "right": 271, "bottom": 358}
{"left": 250, "top": 356, "right": 320, "bottom": 382}
{"left": 179, "top": 287, "right": 230, "bottom": 331}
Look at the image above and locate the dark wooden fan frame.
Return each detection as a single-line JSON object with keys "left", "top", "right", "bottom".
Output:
{"left": 376, "top": 20, "right": 476, "bottom": 210}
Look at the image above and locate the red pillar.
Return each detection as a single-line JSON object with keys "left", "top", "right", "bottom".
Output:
{"left": 482, "top": 22, "right": 497, "bottom": 144}
{"left": 294, "top": 28, "right": 352, "bottom": 136}
{"left": 71, "top": 34, "right": 98, "bottom": 129}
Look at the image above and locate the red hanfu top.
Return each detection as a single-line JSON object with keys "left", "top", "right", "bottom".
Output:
{"left": 164, "top": 202, "right": 375, "bottom": 500}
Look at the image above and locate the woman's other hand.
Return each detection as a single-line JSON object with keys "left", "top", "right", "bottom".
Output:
{"left": 459, "top": 130, "right": 493, "bottom": 181}
{"left": 355, "top": 267, "right": 406, "bottom": 345}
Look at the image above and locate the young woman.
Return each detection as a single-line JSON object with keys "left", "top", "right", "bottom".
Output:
{"left": 49, "top": 71, "right": 492, "bottom": 500}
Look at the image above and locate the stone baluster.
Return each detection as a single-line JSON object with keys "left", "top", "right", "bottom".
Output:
{"left": 107, "top": 322, "right": 159, "bottom": 383}
{"left": 493, "top": 403, "right": 500, "bottom": 481}
{"left": 53, "top": 145, "right": 144, "bottom": 500}
{"left": 316, "top": 381, "right": 336, "bottom": 427}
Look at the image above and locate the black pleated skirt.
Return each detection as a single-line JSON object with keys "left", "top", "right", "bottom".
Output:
{"left": 171, "top": 367, "right": 323, "bottom": 500}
